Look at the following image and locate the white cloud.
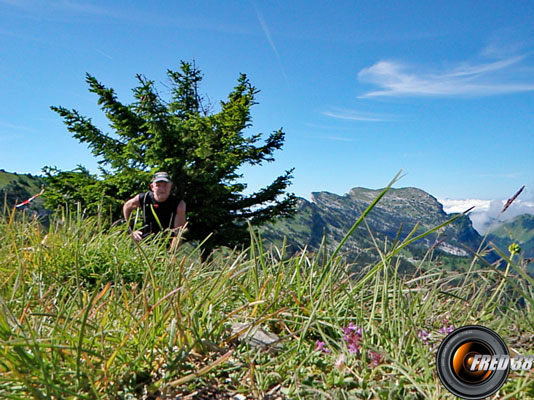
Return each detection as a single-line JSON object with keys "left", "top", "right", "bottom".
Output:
{"left": 95, "top": 48, "right": 113, "bottom": 60}
{"left": 358, "top": 54, "right": 534, "bottom": 98}
{"left": 0, "top": 0, "right": 132, "bottom": 23}
{"left": 440, "top": 198, "right": 534, "bottom": 234}
{"left": 52, "top": 1, "right": 111, "bottom": 16}
{"left": 324, "top": 136, "right": 357, "bottom": 142}
{"left": 0, "top": 121, "right": 36, "bottom": 133}
{"left": 1, "top": 0, "right": 112, "bottom": 16}
{"left": 439, "top": 199, "right": 492, "bottom": 214}
{"left": 322, "top": 109, "right": 392, "bottom": 122}
{"left": 305, "top": 123, "right": 353, "bottom": 130}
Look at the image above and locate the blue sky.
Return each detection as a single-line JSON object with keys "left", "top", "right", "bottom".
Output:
{"left": 1, "top": 0, "right": 534, "bottom": 206}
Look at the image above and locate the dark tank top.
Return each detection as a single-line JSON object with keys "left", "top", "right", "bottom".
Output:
{"left": 138, "top": 191, "right": 179, "bottom": 235}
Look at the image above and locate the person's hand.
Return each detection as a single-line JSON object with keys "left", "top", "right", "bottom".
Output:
{"left": 132, "top": 230, "right": 144, "bottom": 243}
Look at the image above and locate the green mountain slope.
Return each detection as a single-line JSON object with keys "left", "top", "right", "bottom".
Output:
{"left": 487, "top": 214, "right": 534, "bottom": 258}
{"left": 262, "top": 187, "right": 481, "bottom": 268}
{"left": 0, "top": 169, "right": 47, "bottom": 214}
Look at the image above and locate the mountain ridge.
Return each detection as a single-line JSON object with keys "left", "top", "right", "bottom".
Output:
{"left": 262, "top": 186, "right": 482, "bottom": 267}
{"left": 3, "top": 169, "right": 526, "bottom": 266}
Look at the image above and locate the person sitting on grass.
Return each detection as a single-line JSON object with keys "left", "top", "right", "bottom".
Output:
{"left": 123, "top": 172, "right": 186, "bottom": 251}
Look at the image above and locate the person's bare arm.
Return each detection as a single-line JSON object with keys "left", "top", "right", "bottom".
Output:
{"left": 123, "top": 195, "right": 143, "bottom": 242}
{"left": 170, "top": 200, "right": 187, "bottom": 252}
{"left": 174, "top": 200, "right": 186, "bottom": 228}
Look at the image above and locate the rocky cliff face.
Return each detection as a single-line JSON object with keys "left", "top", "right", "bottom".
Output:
{"left": 261, "top": 187, "right": 482, "bottom": 265}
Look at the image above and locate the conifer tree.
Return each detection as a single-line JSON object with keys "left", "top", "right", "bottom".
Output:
{"left": 46, "top": 61, "right": 296, "bottom": 253}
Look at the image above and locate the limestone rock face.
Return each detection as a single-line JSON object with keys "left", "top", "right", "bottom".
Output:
{"left": 261, "top": 186, "right": 482, "bottom": 267}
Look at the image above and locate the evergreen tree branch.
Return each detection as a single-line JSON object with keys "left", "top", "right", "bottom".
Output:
{"left": 50, "top": 106, "right": 124, "bottom": 167}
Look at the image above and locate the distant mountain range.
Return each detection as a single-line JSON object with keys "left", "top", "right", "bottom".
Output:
{"left": 2, "top": 170, "right": 532, "bottom": 265}
{"left": 261, "top": 187, "right": 484, "bottom": 268}
{"left": 440, "top": 198, "right": 534, "bottom": 235}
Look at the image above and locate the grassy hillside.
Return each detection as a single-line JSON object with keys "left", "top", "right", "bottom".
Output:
{"left": 488, "top": 214, "right": 534, "bottom": 259}
{"left": 0, "top": 169, "right": 43, "bottom": 193}
{"left": 1, "top": 190, "right": 533, "bottom": 399}
{"left": 0, "top": 169, "right": 46, "bottom": 212}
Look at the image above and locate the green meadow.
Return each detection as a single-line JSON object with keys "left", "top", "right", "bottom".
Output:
{"left": 1, "top": 186, "right": 533, "bottom": 399}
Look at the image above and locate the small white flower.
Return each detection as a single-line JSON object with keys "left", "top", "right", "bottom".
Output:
{"left": 335, "top": 354, "right": 346, "bottom": 371}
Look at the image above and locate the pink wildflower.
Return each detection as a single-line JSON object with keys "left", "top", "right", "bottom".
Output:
{"left": 417, "top": 329, "right": 430, "bottom": 344}
{"left": 343, "top": 322, "right": 363, "bottom": 336}
{"left": 440, "top": 325, "right": 454, "bottom": 335}
{"left": 343, "top": 323, "right": 362, "bottom": 354}
{"left": 368, "top": 350, "right": 383, "bottom": 368}
{"left": 315, "top": 340, "right": 330, "bottom": 354}
{"left": 439, "top": 319, "right": 454, "bottom": 335}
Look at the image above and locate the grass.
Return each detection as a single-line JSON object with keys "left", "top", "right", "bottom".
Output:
{"left": 1, "top": 185, "right": 534, "bottom": 399}
{"left": 0, "top": 170, "right": 43, "bottom": 192}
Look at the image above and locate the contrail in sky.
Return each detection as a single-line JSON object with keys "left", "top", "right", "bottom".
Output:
{"left": 251, "top": 1, "right": 289, "bottom": 85}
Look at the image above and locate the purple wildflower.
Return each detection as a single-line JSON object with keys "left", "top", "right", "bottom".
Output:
{"left": 440, "top": 325, "right": 454, "bottom": 335}
{"left": 343, "top": 322, "right": 363, "bottom": 336}
{"left": 417, "top": 329, "right": 430, "bottom": 344}
{"left": 343, "top": 323, "right": 362, "bottom": 354}
{"left": 315, "top": 340, "right": 330, "bottom": 354}
{"left": 368, "top": 350, "right": 383, "bottom": 368}
{"left": 347, "top": 342, "right": 360, "bottom": 354}
{"left": 439, "top": 318, "right": 454, "bottom": 335}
